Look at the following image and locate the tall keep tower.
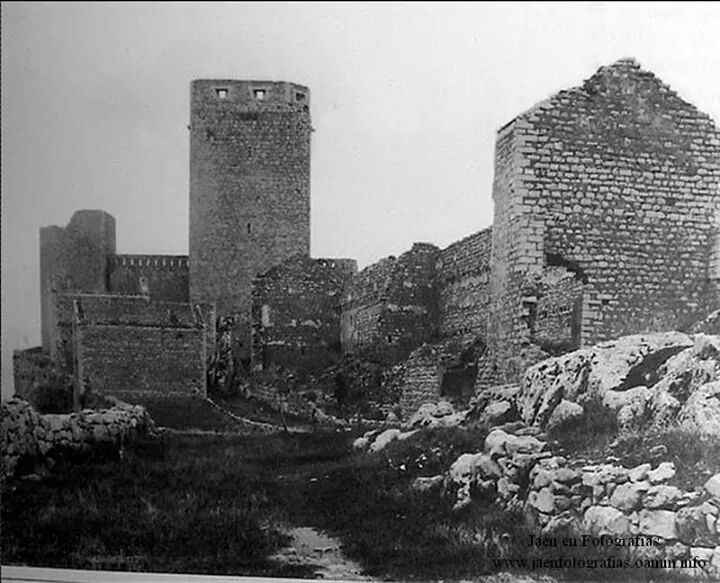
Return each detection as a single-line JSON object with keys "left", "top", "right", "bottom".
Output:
{"left": 189, "top": 80, "right": 312, "bottom": 358}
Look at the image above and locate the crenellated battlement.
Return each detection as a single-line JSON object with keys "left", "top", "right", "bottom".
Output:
{"left": 110, "top": 254, "right": 189, "bottom": 270}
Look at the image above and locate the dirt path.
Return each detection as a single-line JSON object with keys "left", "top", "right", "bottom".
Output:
{"left": 271, "top": 526, "right": 375, "bottom": 581}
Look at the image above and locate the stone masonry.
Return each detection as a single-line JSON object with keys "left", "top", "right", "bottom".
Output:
{"left": 189, "top": 80, "right": 312, "bottom": 362}
{"left": 16, "top": 61, "right": 720, "bottom": 418}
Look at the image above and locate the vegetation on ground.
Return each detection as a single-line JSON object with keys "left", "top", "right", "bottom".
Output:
{"left": 2, "top": 416, "right": 712, "bottom": 581}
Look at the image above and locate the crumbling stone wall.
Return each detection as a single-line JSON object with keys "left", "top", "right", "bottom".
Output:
{"left": 108, "top": 254, "right": 190, "bottom": 302}
{"left": 341, "top": 243, "right": 440, "bottom": 364}
{"left": 531, "top": 265, "right": 585, "bottom": 355}
{"left": 487, "top": 58, "right": 720, "bottom": 384}
{"left": 40, "top": 210, "right": 116, "bottom": 351}
{"left": 1, "top": 397, "right": 154, "bottom": 481}
{"left": 189, "top": 80, "right": 312, "bottom": 362}
{"left": 437, "top": 227, "right": 493, "bottom": 344}
{"left": 251, "top": 255, "right": 356, "bottom": 375}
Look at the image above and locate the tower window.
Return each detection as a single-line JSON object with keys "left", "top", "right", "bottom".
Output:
{"left": 296, "top": 92, "right": 306, "bottom": 102}
{"left": 247, "top": 223, "right": 251, "bottom": 234}
{"left": 253, "top": 89, "right": 266, "bottom": 100}
{"left": 216, "top": 88, "right": 228, "bottom": 99}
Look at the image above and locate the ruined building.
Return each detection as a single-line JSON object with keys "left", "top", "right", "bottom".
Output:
{"left": 14, "top": 59, "right": 720, "bottom": 418}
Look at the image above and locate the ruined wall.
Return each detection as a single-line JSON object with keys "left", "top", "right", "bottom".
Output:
{"left": 189, "top": 80, "right": 312, "bottom": 361}
{"left": 487, "top": 58, "right": 720, "bottom": 383}
{"left": 437, "top": 227, "right": 493, "bottom": 344}
{"left": 40, "top": 210, "right": 116, "bottom": 351}
{"left": 341, "top": 243, "right": 440, "bottom": 363}
{"left": 532, "top": 266, "right": 584, "bottom": 354}
{"left": 1, "top": 397, "right": 154, "bottom": 481}
{"left": 251, "top": 255, "right": 356, "bottom": 375}
{"left": 393, "top": 345, "right": 443, "bottom": 419}
{"left": 12, "top": 348, "right": 58, "bottom": 404}
{"left": 108, "top": 254, "right": 190, "bottom": 302}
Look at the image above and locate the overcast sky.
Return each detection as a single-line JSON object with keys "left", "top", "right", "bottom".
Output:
{"left": 2, "top": 2, "right": 719, "bottom": 397}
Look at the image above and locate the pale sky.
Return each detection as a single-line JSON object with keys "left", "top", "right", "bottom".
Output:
{"left": 2, "top": 2, "right": 720, "bottom": 397}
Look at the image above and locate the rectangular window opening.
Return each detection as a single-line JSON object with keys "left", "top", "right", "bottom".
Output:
{"left": 216, "top": 88, "right": 228, "bottom": 99}
{"left": 253, "top": 89, "right": 266, "bottom": 100}
{"left": 296, "top": 92, "right": 305, "bottom": 102}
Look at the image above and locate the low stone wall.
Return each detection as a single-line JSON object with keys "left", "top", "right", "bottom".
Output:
{"left": 444, "top": 426, "right": 720, "bottom": 579}
{"left": 1, "top": 397, "right": 155, "bottom": 480}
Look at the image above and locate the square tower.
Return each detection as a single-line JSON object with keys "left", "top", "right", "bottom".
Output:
{"left": 189, "top": 80, "right": 312, "bottom": 359}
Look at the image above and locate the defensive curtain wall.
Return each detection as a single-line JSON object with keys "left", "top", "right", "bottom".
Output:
{"left": 14, "top": 59, "right": 720, "bottom": 422}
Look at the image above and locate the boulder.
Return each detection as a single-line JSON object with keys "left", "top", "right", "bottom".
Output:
{"left": 609, "top": 480, "right": 650, "bottom": 512}
{"left": 678, "top": 381, "right": 720, "bottom": 436}
{"left": 583, "top": 505, "right": 632, "bottom": 536}
{"left": 446, "top": 452, "right": 494, "bottom": 509}
{"left": 546, "top": 399, "right": 584, "bottom": 432}
{"left": 642, "top": 485, "right": 684, "bottom": 509}
{"left": 484, "top": 428, "right": 545, "bottom": 458}
{"left": 638, "top": 509, "right": 678, "bottom": 539}
{"left": 648, "top": 335, "right": 720, "bottom": 428}
{"left": 352, "top": 436, "right": 370, "bottom": 450}
{"left": 704, "top": 473, "right": 720, "bottom": 500}
{"left": 676, "top": 505, "right": 717, "bottom": 546}
{"left": 647, "top": 462, "right": 676, "bottom": 484}
{"left": 518, "top": 332, "right": 692, "bottom": 427}
{"left": 407, "top": 401, "right": 456, "bottom": 428}
{"left": 411, "top": 475, "right": 444, "bottom": 493}
{"left": 528, "top": 487, "right": 555, "bottom": 514}
{"left": 628, "top": 463, "right": 652, "bottom": 482}
{"left": 479, "top": 400, "right": 517, "bottom": 426}
{"left": 369, "top": 429, "right": 401, "bottom": 452}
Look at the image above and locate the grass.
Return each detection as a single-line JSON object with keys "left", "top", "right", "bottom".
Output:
{"left": 1, "top": 422, "right": 711, "bottom": 581}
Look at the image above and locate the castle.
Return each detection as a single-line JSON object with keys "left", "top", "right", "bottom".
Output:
{"left": 13, "top": 59, "right": 720, "bottom": 418}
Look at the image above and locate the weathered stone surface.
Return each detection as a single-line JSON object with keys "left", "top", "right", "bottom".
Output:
{"left": 584, "top": 505, "right": 631, "bottom": 536}
{"left": 2, "top": 397, "right": 154, "bottom": 480}
{"left": 678, "top": 381, "right": 720, "bottom": 436}
{"left": 609, "top": 481, "right": 650, "bottom": 512}
{"left": 546, "top": 399, "right": 584, "bottom": 432}
{"left": 642, "top": 485, "right": 684, "bottom": 509}
{"left": 628, "top": 463, "right": 652, "bottom": 482}
{"left": 676, "top": 505, "right": 718, "bottom": 547}
{"left": 638, "top": 509, "right": 678, "bottom": 539}
{"left": 704, "top": 474, "right": 720, "bottom": 500}
{"left": 518, "top": 333, "right": 693, "bottom": 427}
{"left": 446, "top": 452, "right": 495, "bottom": 509}
{"left": 352, "top": 436, "right": 370, "bottom": 450}
{"left": 368, "top": 428, "right": 417, "bottom": 452}
{"left": 648, "top": 336, "right": 720, "bottom": 428}
{"left": 528, "top": 487, "right": 555, "bottom": 514}
{"left": 411, "top": 475, "right": 444, "bottom": 493}
{"left": 647, "top": 462, "right": 676, "bottom": 484}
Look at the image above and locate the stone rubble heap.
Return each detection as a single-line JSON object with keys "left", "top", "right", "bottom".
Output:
{"left": 1, "top": 396, "right": 155, "bottom": 480}
{"left": 436, "top": 426, "right": 720, "bottom": 579}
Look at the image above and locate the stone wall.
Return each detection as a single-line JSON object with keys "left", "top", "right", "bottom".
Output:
{"left": 1, "top": 397, "right": 154, "bottom": 481}
{"left": 531, "top": 265, "right": 585, "bottom": 354}
{"left": 251, "top": 255, "right": 356, "bottom": 375}
{"left": 13, "top": 348, "right": 56, "bottom": 402}
{"left": 108, "top": 254, "right": 190, "bottom": 302}
{"left": 437, "top": 227, "right": 493, "bottom": 344}
{"left": 341, "top": 243, "right": 440, "bottom": 364}
{"left": 77, "top": 325, "right": 207, "bottom": 400}
{"left": 393, "top": 345, "right": 443, "bottom": 418}
{"left": 40, "top": 210, "right": 116, "bottom": 352}
{"left": 189, "top": 80, "right": 312, "bottom": 362}
{"left": 487, "top": 58, "right": 720, "bottom": 384}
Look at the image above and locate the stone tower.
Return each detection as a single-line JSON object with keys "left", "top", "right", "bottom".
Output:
{"left": 189, "top": 80, "right": 312, "bottom": 359}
